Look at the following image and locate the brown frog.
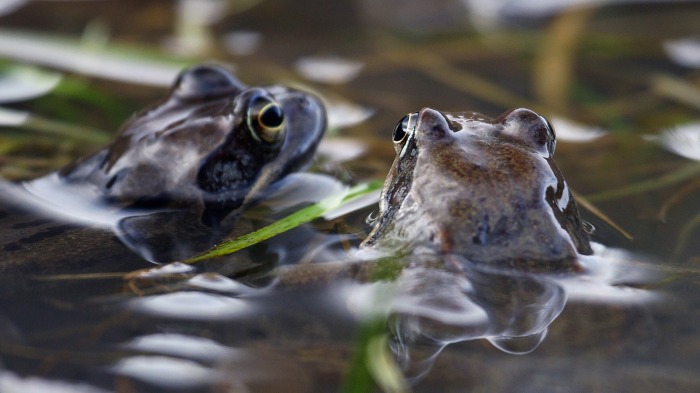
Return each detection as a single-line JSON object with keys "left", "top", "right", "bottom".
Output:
{"left": 361, "top": 107, "right": 592, "bottom": 271}
{"left": 59, "top": 64, "right": 326, "bottom": 228}
{"left": 0, "top": 64, "right": 326, "bottom": 271}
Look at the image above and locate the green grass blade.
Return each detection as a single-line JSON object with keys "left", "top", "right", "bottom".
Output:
{"left": 184, "top": 180, "right": 383, "bottom": 264}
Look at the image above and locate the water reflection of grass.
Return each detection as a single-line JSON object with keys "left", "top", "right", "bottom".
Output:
{"left": 343, "top": 321, "right": 410, "bottom": 393}
{"left": 585, "top": 161, "right": 700, "bottom": 202}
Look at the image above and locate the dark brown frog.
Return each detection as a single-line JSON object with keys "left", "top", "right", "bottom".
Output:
{"left": 0, "top": 64, "right": 326, "bottom": 273}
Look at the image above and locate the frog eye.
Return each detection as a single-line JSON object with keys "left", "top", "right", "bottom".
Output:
{"left": 247, "top": 95, "right": 286, "bottom": 144}
{"left": 173, "top": 65, "right": 243, "bottom": 100}
{"left": 393, "top": 116, "right": 409, "bottom": 144}
{"left": 393, "top": 112, "right": 419, "bottom": 145}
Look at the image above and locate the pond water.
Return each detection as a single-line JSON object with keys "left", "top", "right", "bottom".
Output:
{"left": 0, "top": 1, "right": 699, "bottom": 392}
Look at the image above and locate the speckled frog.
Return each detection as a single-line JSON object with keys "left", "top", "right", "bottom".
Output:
{"left": 362, "top": 108, "right": 592, "bottom": 270}
{"left": 0, "top": 64, "right": 326, "bottom": 269}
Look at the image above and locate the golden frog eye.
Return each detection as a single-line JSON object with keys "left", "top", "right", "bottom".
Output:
{"left": 247, "top": 96, "right": 286, "bottom": 144}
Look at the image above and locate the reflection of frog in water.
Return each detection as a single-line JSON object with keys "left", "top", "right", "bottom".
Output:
{"left": 362, "top": 107, "right": 592, "bottom": 271}
{"left": 0, "top": 65, "right": 326, "bottom": 270}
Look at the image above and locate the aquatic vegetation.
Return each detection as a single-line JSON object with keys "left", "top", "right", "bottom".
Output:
{"left": 185, "top": 181, "right": 382, "bottom": 263}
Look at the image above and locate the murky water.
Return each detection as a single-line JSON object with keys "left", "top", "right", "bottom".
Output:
{"left": 0, "top": 1, "right": 699, "bottom": 392}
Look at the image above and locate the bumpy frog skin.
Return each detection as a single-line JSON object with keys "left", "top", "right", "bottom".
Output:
{"left": 60, "top": 64, "right": 326, "bottom": 227}
{"left": 362, "top": 108, "right": 592, "bottom": 270}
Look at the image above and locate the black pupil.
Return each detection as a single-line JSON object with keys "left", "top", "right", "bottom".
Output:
{"left": 393, "top": 116, "right": 409, "bottom": 142}
{"left": 260, "top": 104, "right": 284, "bottom": 128}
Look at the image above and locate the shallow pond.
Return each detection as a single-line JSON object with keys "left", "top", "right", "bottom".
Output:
{"left": 0, "top": 1, "right": 699, "bottom": 392}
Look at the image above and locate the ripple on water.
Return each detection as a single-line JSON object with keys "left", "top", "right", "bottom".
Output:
{"left": 109, "top": 356, "right": 217, "bottom": 389}
{"left": 186, "top": 273, "right": 260, "bottom": 295}
{"left": 135, "top": 262, "right": 196, "bottom": 278}
{"left": 0, "top": 370, "right": 109, "bottom": 393}
{"left": 128, "top": 291, "right": 250, "bottom": 320}
{"left": 123, "top": 333, "right": 240, "bottom": 363}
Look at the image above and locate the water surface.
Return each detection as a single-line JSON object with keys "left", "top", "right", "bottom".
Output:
{"left": 0, "top": 1, "right": 699, "bottom": 392}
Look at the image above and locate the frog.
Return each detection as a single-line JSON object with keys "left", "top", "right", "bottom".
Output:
{"left": 59, "top": 64, "right": 326, "bottom": 228}
{"left": 336, "top": 108, "right": 599, "bottom": 373}
{"left": 361, "top": 107, "right": 593, "bottom": 271}
{"left": 0, "top": 64, "right": 326, "bottom": 272}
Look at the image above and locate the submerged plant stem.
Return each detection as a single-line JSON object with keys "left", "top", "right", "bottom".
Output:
{"left": 573, "top": 190, "right": 633, "bottom": 240}
{"left": 675, "top": 212, "right": 700, "bottom": 258}
{"left": 585, "top": 162, "right": 700, "bottom": 202}
{"left": 341, "top": 318, "right": 385, "bottom": 393}
{"left": 366, "top": 335, "right": 412, "bottom": 393}
{"left": 534, "top": 7, "right": 595, "bottom": 113}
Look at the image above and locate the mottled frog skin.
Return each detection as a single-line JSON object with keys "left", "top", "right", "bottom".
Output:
{"left": 60, "top": 64, "right": 326, "bottom": 227}
{"left": 0, "top": 65, "right": 326, "bottom": 272}
{"left": 362, "top": 108, "right": 592, "bottom": 270}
